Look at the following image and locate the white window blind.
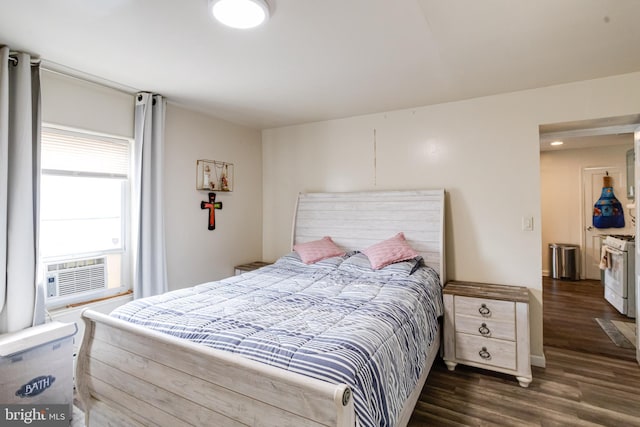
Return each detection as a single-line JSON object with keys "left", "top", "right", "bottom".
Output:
{"left": 41, "top": 128, "right": 129, "bottom": 177}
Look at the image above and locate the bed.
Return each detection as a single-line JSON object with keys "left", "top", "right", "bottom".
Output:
{"left": 77, "top": 189, "right": 446, "bottom": 427}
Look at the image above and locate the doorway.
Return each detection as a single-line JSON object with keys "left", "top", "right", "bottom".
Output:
{"left": 540, "top": 114, "right": 639, "bottom": 359}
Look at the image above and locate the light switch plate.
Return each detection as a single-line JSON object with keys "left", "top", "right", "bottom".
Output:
{"left": 522, "top": 216, "right": 534, "bottom": 231}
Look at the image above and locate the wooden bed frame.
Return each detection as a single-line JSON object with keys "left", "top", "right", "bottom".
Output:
{"left": 77, "top": 189, "right": 445, "bottom": 426}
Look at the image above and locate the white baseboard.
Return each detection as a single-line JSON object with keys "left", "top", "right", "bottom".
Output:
{"left": 530, "top": 353, "right": 546, "bottom": 368}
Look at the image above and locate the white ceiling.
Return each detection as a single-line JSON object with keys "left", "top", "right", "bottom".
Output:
{"left": 2, "top": 0, "right": 640, "bottom": 130}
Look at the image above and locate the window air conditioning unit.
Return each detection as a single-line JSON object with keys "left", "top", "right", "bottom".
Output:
{"left": 45, "top": 258, "right": 107, "bottom": 298}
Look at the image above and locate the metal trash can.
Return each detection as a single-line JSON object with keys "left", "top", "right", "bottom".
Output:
{"left": 549, "top": 243, "right": 579, "bottom": 280}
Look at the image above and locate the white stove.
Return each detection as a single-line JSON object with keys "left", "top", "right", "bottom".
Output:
{"left": 602, "top": 234, "right": 635, "bottom": 318}
{"left": 603, "top": 234, "right": 635, "bottom": 251}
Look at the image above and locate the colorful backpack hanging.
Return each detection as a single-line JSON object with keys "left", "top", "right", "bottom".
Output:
{"left": 593, "top": 174, "right": 625, "bottom": 228}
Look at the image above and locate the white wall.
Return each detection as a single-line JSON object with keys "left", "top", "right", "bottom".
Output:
{"left": 541, "top": 142, "right": 634, "bottom": 276}
{"left": 41, "top": 70, "right": 134, "bottom": 137}
{"left": 164, "top": 103, "right": 263, "bottom": 289}
{"left": 262, "top": 71, "right": 640, "bottom": 362}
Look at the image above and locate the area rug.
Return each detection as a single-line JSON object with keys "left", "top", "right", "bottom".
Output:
{"left": 595, "top": 318, "right": 636, "bottom": 349}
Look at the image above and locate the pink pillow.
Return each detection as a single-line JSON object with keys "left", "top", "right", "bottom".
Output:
{"left": 362, "top": 232, "right": 419, "bottom": 270}
{"left": 293, "top": 237, "right": 345, "bottom": 264}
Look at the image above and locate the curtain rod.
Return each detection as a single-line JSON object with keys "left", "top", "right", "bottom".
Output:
{"left": 40, "top": 59, "right": 140, "bottom": 96}
{"left": 4, "top": 49, "right": 137, "bottom": 94}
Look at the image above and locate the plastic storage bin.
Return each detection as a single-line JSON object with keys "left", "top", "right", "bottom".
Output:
{"left": 0, "top": 322, "right": 76, "bottom": 411}
{"left": 549, "top": 243, "right": 580, "bottom": 280}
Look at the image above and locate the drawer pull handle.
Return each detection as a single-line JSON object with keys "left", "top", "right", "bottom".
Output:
{"left": 479, "top": 347, "right": 491, "bottom": 360}
{"left": 478, "top": 323, "right": 491, "bottom": 336}
{"left": 478, "top": 304, "right": 491, "bottom": 317}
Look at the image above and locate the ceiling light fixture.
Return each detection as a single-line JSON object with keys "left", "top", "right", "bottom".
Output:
{"left": 550, "top": 141, "right": 564, "bottom": 146}
{"left": 209, "top": 0, "right": 270, "bottom": 29}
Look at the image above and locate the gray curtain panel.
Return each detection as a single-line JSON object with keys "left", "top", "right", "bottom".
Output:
{"left": 132, "top": 92, "right": 168, "bottom": 299}
{"left": 0, "top": 47, "right": 41, "bottom": 333}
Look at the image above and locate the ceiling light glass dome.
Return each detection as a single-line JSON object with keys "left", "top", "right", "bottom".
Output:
{"left": 209, "top": 0, "right": 270, "bottom": 29}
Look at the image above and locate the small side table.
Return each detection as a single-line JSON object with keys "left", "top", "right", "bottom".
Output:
{"left": 443, "top": 280, "right": 532, "bottom": 387}
{"left": 234, "top": 261, "right": 271, "bottom": 276}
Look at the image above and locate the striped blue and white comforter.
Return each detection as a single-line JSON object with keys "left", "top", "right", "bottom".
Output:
{"left": 111, "top": 252, "right": 443, "bottom": 427}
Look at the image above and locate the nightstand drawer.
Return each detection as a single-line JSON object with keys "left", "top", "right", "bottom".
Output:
{"left": 455, "top": 296, "right": 515, "bottom": 322}
{"left": 454, "top": 314, "right": 515, "bottom": 340}
{"left": 455, "top": 333, "right": 517, "bottom": 370}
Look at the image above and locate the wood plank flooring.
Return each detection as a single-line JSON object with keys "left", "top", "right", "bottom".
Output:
{"left": 409, "top": 277, "right": 640, "bottom": 426}
{"left": 543, "top": 277, "right": 636, "bottom": 362}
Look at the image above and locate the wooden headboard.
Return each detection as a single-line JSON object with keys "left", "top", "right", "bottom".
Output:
{"left": 292, "top": 189, "right": 446, "bottom": 285}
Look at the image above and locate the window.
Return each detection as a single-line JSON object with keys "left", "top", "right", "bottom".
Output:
{"left": 40, "top": 127, "right": 132, "bottom": 308}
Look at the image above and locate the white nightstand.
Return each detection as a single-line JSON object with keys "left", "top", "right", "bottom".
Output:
{"left": 234, "top": 261, "right": 271, "bottom": 276}
{"left": 443, "top": 281, "right": 532, "bottom": 387}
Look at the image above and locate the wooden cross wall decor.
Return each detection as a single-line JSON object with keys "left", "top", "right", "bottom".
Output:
{"left": 201, "top": 192, "right": 223, "bottom": 230}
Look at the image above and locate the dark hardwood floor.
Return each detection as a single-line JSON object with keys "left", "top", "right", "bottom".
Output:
{"left": 409, "top": 277, "right": 640, "bottom": 426}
